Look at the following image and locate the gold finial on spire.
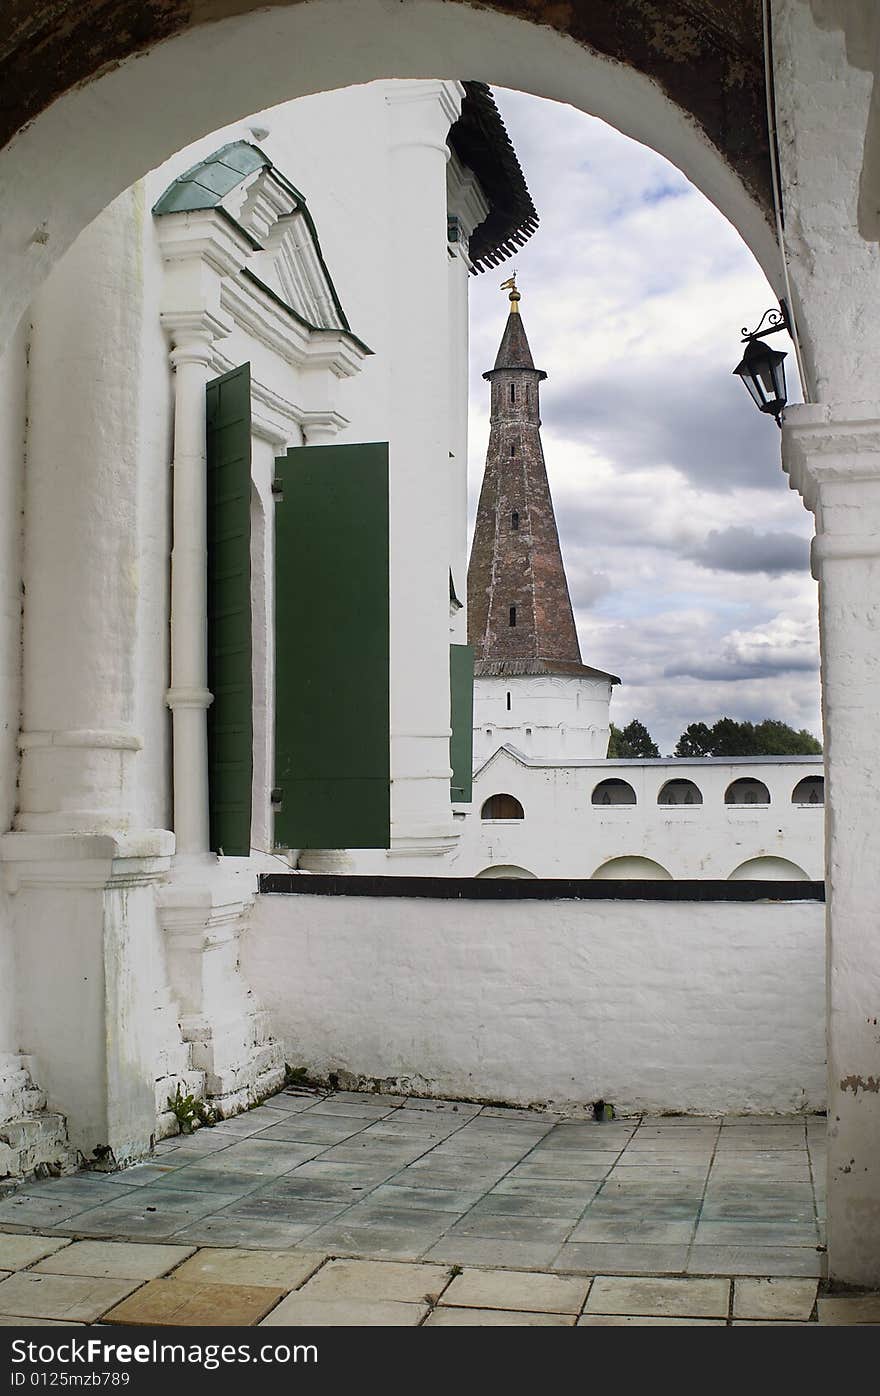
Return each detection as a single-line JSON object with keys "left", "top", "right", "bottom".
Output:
{"left": 500, "top": 272, "right": 520, "bottom": 313}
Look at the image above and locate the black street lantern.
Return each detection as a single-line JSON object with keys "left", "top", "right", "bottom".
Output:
{"left": 733, "top": 303, "right": 791, "bottom": 426}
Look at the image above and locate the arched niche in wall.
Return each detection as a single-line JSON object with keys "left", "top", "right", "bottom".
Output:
{"left": 592, "top": 855, "right": 672, "bottom": 880}
{"left": 475, "top": 864, "right": 537, "bottom": 879}
{"left": 728, "top": 856, "right": 810, "bottom": 881}
{"left": 481, "top": 793, "right": 524, "bottom": 820}
{"left": 591, "top": 778, "right": 636, "bottom": 807}
{"left": 724, "top": 777, "right": 771, "bottom": 806}
{"left": 658, "top": 778, "right": 703, "bottom": 806}
{"left": 792, "top": 775, "right": 824, "bottom": 805}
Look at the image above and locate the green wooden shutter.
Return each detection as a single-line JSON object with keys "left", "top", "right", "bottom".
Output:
{"left": 205, "top": 363, "right": 253, "bottom": 855}
{"left": 274, "top": 442, "right": 390, "bottom": 849}
{"left": 450, "top": 643, "right": 474, "bottom": 803}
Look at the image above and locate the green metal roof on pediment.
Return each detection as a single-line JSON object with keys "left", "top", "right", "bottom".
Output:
{"left": 152, "top": 141, "right": 282, "bottom": 215}
{"left": 152, "top": 141, "right": 369, "bottom": 349}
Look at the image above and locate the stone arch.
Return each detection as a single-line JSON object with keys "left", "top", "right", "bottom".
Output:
{"left": 481, "top": 793, "right": 524, "bottom": 820}
{"left": 658, "top": 778, "right": 703, "bottom": 806}
{"left": 475, "top": 863, "right": 536, "bottom": 879}
{"left": 0, "top": 0, "right": 780, "bottom": 352}
{"left": 792, "top": 775, "right": 824, "bottom": 805}
{"left": 725, "top": 777, "right": 771, "bottom": 806}
{"left": 592, "top": 778, "right": 637, "bottom": 806}
{"left": 728, "top": 856, "right": 811, "bottom": 881}
{"left": 592, "top": 855, "right": 672, "bottom": 880}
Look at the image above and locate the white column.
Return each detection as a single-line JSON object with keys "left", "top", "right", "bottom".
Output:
{"left": 385, "top": 80, "right": 463, "bottom": 858}
{"left": 17, "top": 191, "right": 145, "bottom": 833}
{"left": 784, "top": 404, "right": 880, "bottom": 1287}
{"left": 163, "top": 312, "right": 228, "bottom": 857}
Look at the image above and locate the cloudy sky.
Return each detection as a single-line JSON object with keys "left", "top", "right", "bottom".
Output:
{"left": 466, "top": 90, "right": 821, "bottom": 756}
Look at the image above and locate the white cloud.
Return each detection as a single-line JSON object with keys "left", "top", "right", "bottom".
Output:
{"left": 467, "top": 90, "right": 820, "bottom": 756}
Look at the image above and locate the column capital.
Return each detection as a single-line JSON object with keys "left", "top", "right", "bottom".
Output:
{"left": 783, "top": 403, "right": 880, "bottom": 504}
{"left": 783, "top": 403, "right": 880, "bottom": 575}
{"left": 386, "top": 80, "right": 464, "bottom": 155}
{"left": 163, "top": 309, "right": 231, "bottom": 367}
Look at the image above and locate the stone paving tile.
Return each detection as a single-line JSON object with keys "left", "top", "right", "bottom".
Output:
{"left": 479, "top": 1107, "right": 559, "bottom": 1122}
{"left": 298, "top": 1098, "right": 395, "bottom": 1119}
{"left": 319, "top": 1143, "right": 426, "bottom": 1166}
{"left": 507, "top": 1159, "right": 613, "bottom": 1182}
{"left": 261, "top": 1296, "right": 427, "bottom": 1326}
{"left": 101, "top": 1163, "right": 187, "bottom": 1188}
{"left": 212, "top": 1196, "right": 346, "bottom": 1232}
{"left": 607, "top": 1165, "right": 709, "bottom": 1183}
{"left": 154, "top": 1130, "right": 243, "bottom": 1156}
{"left": 0, "top": 1271, "right": 143, "bottom": 1322}
{"left": 199, "top": 1110, "right": 281, "bottom": 1137}
{"left": 446, "top": 1215, "right": 573, "bottom": 1244}
{"left": 553, "top": 1244, "right": 690, "bottom": 1276}
{"left": 709, "top": 1162, "right": 812, "bottom": 1182}
{"left": 148, "top": 1165, "right": 268, "bottom": 1195}
{"left": 54, "top": 1192, "right": 243, "bottom": 1239}
{"left": 368, "top": 1184, "right": 485, "bottom": 1212}
{"left": 253, "top": 1119, "right": 366, "bottom": 1146}
{"left": 569, "top": 1218, "right": 695, "bottom": 1245}
{"left": 188, "top": 1142, "right": 323, "bottom": 1174}
{"left": 172, "top": 1249, "right": 326, "bottom": 1289}
{"left": 259, "top": 1090, "right": 330, "bottom": 1113}
{"left": 578, "top": 1314, "right": 725, "bottom": 1326}
{"left": 695, "top": 1221, "right": 819, "bottom": 1247}
{"left": 687, "top": 1246, "right": 825, "bottom": 1277}
{"left": 817, "top": 1294, "right": 880, "bottom": 1324}
{"left": 468, "top": 1192, "right": 587, "bottom": 1221}
{"left": 21, "top": 1177, "right": 136, "bottom": 1205}
{"left": 721, "top": 1116, "right": 808, "bottom": 1127}
{"left": 171, "top": 1216, "right": 328, "bottom": 1250}
{"left": 585, "top": 1275, "right": 730, "bottom": 1318}
{"left": 733, "top": 1277, "right": 818, "bottom": 1321}
{"left": 251, "top": 1165, "right": 392, "bottom": 1203}
{"left": 0, "top": 1233, "right": 72, "bottom": 1269}
{"left": 0, "top": 1315, "right": 86, "bottom": 1326}
{"left": 441, "top": 1267, "right": 590, "bottom": 1314}
{"left": 427, "top": 1306, "right": 574, "bottom": 1326}
{"left": 491, "top": 1177, "right": 598, "bottom": 1202}
{"left": 33, "top": 1242, "right": 194, "bottom": 1280}
{"left": 0, "top": 1195, "right": 104, "bottom": 1228}
{"left": 423, "top": 1237, "right": 566, "bottom": 1269}
{"left": 102, "top": 1278, "right": 284, "bottom": 1327}
{"left": 302, "top": 1258, "right": 449, "bottom": 1302}
{"left": 402, "top": 1098, "right": 482, "bottom": 1119}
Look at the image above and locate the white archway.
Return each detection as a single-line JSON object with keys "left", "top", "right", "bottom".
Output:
{"left": 0, "top": 0, "right": 780, "bottom": 354}
{"left": 475, "top": 864, "right": 536, "bottom": 879}
{"left": 592, "top": 855, "right": 672, "bottom": 880}
{"left": 729, "top": 856, "right": 810, "bottom": 882}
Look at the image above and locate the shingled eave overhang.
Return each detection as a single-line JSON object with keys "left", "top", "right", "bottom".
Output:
{"left": 449, "top": 81, "right": 539, "bottom": 273}
{"left": 474, "top": 657, "right": 621, "bottom": 685}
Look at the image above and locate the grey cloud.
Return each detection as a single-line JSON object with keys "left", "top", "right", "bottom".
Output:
{"left": 545, "top": 363, "right": 784, "bottom": 493}
{"left": 684, "top": 526, "right": 810, "bottom": 576}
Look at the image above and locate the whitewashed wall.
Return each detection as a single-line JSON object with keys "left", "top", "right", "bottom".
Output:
{"left": 246, "top": 889, "right": 826, "bottom": 1115}
{"left": 456, "top": 751, "right": 825, "bottom": 880}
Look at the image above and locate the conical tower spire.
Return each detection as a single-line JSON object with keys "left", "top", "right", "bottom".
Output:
{"left": 467, "top": 281, "right": 583, "bottom": 668}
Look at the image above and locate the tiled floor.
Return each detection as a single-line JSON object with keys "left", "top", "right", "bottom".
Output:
{"left": 0, "top": 1088, "right": 866, "bottom": 1325}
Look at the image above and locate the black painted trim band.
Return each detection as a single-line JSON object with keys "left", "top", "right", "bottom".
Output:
{"left": 258, "top": 874, "right": 825, "bottom": 903}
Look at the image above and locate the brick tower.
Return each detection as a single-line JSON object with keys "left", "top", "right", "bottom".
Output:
{"left": 467, "top": 280, "right": 618, "bottom": 763}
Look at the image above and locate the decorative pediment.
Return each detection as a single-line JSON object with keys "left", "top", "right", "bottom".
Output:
{"left": 153, "top": 142, "right": 368, "bottom": 359}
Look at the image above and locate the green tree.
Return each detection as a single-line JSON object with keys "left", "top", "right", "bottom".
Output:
{"left": 674, "top": 722, "right": 713, "bottom": 758}
{"left": 607, "top": 719, "right": 660, "bottom": 759}
{"left": 673, "top": 716, "right": 822, "bottom": 757}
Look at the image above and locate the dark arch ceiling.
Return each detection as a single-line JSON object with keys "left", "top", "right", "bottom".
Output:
{"left": 0, "top": 0, "right": 771, "bottom": 217}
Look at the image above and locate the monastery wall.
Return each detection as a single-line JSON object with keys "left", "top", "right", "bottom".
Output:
{"left": 458, "top": 753, "right": 825, "bottom": 880}
{"left": 247, "top": 885, "right": 826, "bottom": 1116}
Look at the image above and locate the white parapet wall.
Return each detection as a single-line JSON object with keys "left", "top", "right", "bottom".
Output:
{"left": 245, "top": 882, "right": 826, "bottom": 1116}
